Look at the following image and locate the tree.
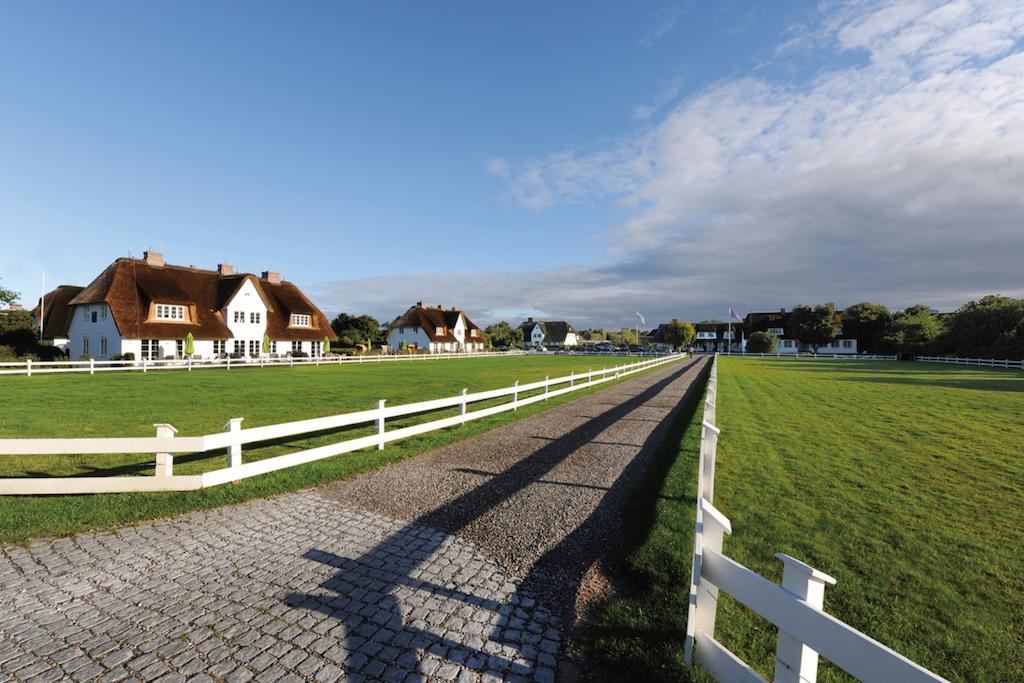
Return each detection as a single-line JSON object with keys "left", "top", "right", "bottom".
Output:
{"left": 842, "top": 302, "right": 893, "bottom": 354}
{"left": 0, "top": 309, "right": 33, "bottom": 336}
{"left": 937, "top": 295, "right": 1024, "bottom": 359}
{"left": 330, "top": 313, "right": 383, "bottom": 347}
{"left": 483, "top": 321, "right": 522, "bottom": 349}
{"left": 746, "top": 331, "right": 779, "bottom": 353}
{"left": 609, "top": 329, "right": 638, "bottom": 346}
{"left": 661, "top": 319, "right": 696, "bottom": 349}
{"left": 882, "top": 305, "right": 943, "bottom": 356}
{"left": 787, "top": 303, "right": 839, "bottom": 353}
{"left": 0, "top": 279, "right": 17, "bottom": 307}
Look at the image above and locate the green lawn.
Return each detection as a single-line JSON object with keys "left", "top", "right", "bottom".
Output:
{"left": 588, "top": 358, "right": 1023, "bottom": 682}
{"left": 0, "top": 355, "right": 668, "bottom": 544}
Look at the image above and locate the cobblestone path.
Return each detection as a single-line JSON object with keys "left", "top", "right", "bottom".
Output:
{"left": 0, "top": 358, "right": 705, "bottom": 682}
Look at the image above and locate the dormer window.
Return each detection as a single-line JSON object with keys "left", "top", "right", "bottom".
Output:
{"left": 291, "top": 314, "right": 311, "bottom": 327}
{"left": 435, "top": 326, "right": 444, "bottom": 336}
{"left": 155, "top": 304, "right": 186, "bottom": 321}
{"left": 768, "top": 327, "right": 784, "bottom": 336}
{"left": 470, "top": 329, "right": 478, "bottom": 338}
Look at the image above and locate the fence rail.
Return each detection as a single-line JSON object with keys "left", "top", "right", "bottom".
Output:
{"left": 717, "top": 352, "right": 898, "bottom": 360}
{"left": 0, "top": 350, "right": 535, "bottom": 377}
{"left": 0, "top": 354, "right": 687, "bottom": 495}
{"left": 684, "top": 354, "right": 946, "bottom": 683}
{"left": 917, "top": 355, "right": 1023, "bottom": 369}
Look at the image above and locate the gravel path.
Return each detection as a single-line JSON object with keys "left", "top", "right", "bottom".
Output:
{"left": 319, "top": 356, "right": 707, "bottom": 611}
{"left": 0, "top": 356, "right": 706, "bottom": 683}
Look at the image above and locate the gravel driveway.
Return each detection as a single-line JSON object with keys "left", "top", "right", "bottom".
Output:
{"left": 0, "top": 356, "right": 706, "bottom": 683}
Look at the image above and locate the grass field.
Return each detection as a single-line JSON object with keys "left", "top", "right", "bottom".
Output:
{"left": 589, "top": 358, "right": 1024, "bottom": 682}
{"left": 0, "top": 355, "right": 665, "bottom": 544}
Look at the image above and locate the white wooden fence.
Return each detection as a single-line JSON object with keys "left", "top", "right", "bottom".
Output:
{"left": 917, "top": 355, "right": 1023, "bottom": 370}
{"left": 685, "top": 355, "right": 947, "bottom": 683}
{"left": 720, "top": 352, "right": 897, "bottom": 360}
{"left": 0, "top": 354, "right": 686, "bottom": 495}
{"left": 0, "top": 350, "right": 527, "bottom": 377}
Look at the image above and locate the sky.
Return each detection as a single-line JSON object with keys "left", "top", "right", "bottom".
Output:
{"left": 1, "top": 1, "right": 1022, "bottom": 328}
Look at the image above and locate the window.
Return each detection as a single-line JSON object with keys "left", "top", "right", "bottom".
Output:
{"left": 768, "top": 327, "right": 784, "bottom": 336}
{"left": 250, "top": 312, "right": 260, "bottom": 324}
{"left": 101, "top": 306, "right": 107, "bottom": 320}
{"left": 842, "top": 340, "right": 853, "bottom": 348}
{"left": 269, "top": 340, "right": 277, "bottom": 353}
{"left": 82, "top": 306, "right": 88, "bottom": 320}
{"left": 470, "top": 329, "right": 478, "bottom": 338}
{"left": 155, "top": 304, "right": 185, "bottom": 321}
{"left": 213, "top": 340, "right": 226, "bottom": 355}
{"left": 290, "top": 314, "right": 311, "bottom": 327}
{"left": 783, "top": 340, "right": 794, "bottom": 348}
{"left": 234, "top": 311, "right": 244, "bottom": 324}
{"left": 249, "top": 340, "right": 259, "bottom": 356}
{"left": 435, "top": 326, "right": 444, "bottom": 336}
{"left": 100, "top": 337, "right": 108, "bottom": 356}
{"left": 176, "top": 339, "right": 184, "bottom": 358}
{"left": 91, "top": 310, "right": 98, "bottom": 323}
{"left": 82, "top": 337, "right": 89, "bottom": 355}
{"left": 293, "top": 341, "right": 304, "bottom": 354}
{"left": 235, "top": 340, "right": 245, "bottom": 354}
{"left": 141, "top": 339, "right": 159, "bottom": 360}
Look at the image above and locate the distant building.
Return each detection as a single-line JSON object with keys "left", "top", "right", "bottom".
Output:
{"left": 694, "top": 322, "right": 741, "bottom": 353}
{"left": 517, "top": 318, "right": 579, "bottom": 349}
{"left": 54, "top": 251, "right": 335, "bottom": 360}
{"left": 31, "top": 285, "right": 85, "bottom": 352}
{"left": 387, "top": 301, "right": 486, "bottom": 353}
{"left": 741, "top": 308, "right": 857, "bottom": 354}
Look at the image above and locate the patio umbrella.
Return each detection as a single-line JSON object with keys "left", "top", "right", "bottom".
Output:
{"left": 184, "top": 332, "right": 195, "bottom": 357}
{"left": 262, "top": 334, "right": 271, "bottom": 354}
{"left": 323, "top": 336, "right": 330, "bottom": 355}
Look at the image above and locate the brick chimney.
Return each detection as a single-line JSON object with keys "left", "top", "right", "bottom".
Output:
{"left": 261, "top": 271, "right": 281, "bottom": 284}
{"left": 416, "top": 301, "right": 425, "bottom": 308}
{"left": 143, "top": 251, "right": 164, "bottom": 267}
{"left": 217, "top": 263, "right": 235, "bottom": 276}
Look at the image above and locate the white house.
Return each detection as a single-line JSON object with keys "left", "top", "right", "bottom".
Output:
{"left": 517, "top": 318, "right": 579, "bottom": 349}
{"left": 387, "top": 302, "right": 486, "bottom": 353}
{"left": 60, "top": 251, "right": 336, "bottom": 360}
{"left": 741, "top": 309, "right": 858, "bottom": 354}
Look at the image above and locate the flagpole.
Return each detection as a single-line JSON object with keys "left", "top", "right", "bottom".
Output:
{"left": 39, "top": 271, "right": 45, "bottom": 341}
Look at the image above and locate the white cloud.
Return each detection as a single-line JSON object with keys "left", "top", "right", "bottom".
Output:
{"left": 314, "top": 1, "right": 1024, "bottom": 327}
{"left": 640, "top": 4, "right": 686, "bottom": 48}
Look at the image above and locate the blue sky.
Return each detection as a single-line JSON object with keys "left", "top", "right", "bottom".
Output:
{"left": 2, "top": 2, "right": 1023, "bottom": 328}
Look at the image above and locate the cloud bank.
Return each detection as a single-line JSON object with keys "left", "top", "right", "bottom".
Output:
{"left": 315, "top": 1, "right": 1024, "bottom": 328}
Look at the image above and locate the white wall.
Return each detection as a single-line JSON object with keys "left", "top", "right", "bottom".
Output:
{"left": 530, "top": 325, "right": 544, "bottom": 347}
{"left": 67, "top": 304, "right": 122, "bottom": 360}
{"left": 564, "top": 332, "right": 578, "bottom": 347}
{"left": 388, "top": 326, "right": 432, "bottom": 352}
{"left": 224, "top": 279, "right": 269, "bottom": 356}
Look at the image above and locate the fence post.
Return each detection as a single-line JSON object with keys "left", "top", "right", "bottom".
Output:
{"left": 699, "top": 421, "right": 720, "bottom": 503}
{"left": 460, "top": 388, "right": 468, "bottom": 425}
{"left": 690, "top": 499, "right": 732, "bottom": 658}
{"left": 224, "top": 418, "right": 244, "bottom": 468}
{"left": 773, "top": 554, "right": 837, "bottom": 683}
{"left": 377, "top": 399, "right": 386, "bottom": 450}
{"left": 143, "top": 358, "right": 148, "bottom": 373}
{"left": 226, "top": 356, "right": 230, "bottom": 371}
{"left": 153, "top": 423, "right": 177, "bottom": 477}
{"left": 188, "top": 357, "right": 193, "bottom": 372}
{"left": 513, "top": 380, "right": 519, "bottom": 410}
{"left": 90, "top": 358, "right": 95, "bottom": 375}
{"left": 26, "top": 358, "right": 32, "bottom": 377}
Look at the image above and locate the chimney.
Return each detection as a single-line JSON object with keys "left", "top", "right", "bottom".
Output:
{"left": 437, "top": 305, "right": 443, "bottom": 310}
{"left": 261, "top": 270, "right": 281, "bottom": 284}
{"left": 527, "top": 317, "right": 534, "bottom": 323}
{"left": 416, "top": 300, "right": 425, "bottom": 308}
{"left": 143, "top": 251, "right": 164, "bottom": 267}
{"left": 217, "top": 263, "right": 235, "bottom": 276}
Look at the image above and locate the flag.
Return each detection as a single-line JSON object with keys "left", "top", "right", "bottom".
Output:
{"left": 729, "top": 308, "right": 742, "bottom": 322}
{"left": 636, "top": 311, "right": 645, "bottom": 325}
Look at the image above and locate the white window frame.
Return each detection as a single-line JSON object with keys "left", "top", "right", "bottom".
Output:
{"left": 768, "top": 327, "right": 784, "bottom": 336}
{"left": 82, "top": 336, "right": 89, "bottom": 355}
{"left": 213, "top": 340, "right": 226, "bottom": 356}
{"left": 250, "top": 311, "right": 260, "bottom": 324}
{"left": 100, "top": 337, "right": 108, "bottom": 356}
{"left": 155, "top": 304, "right": 186, "bottom": 321}
{"left": 234, "top": 311, "right": 244, "bottom": 324}
{"left": 290, "top": 314, "right": 311, "bottom": 327}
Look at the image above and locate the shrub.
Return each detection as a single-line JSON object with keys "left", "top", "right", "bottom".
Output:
{"left": 78, "top": 353, "right": 93, "bottom": 361}
{"left": 0, "top": 345, "right": 16, "bottom": 360}
{"left": 746, "top": 331, "right": 779, "bottom": 353}
{"left": 122, "top": 352, "right": 135, "bottom": 361}
{"left": 290, "top": 351, "right": 309, "bottom": 358}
